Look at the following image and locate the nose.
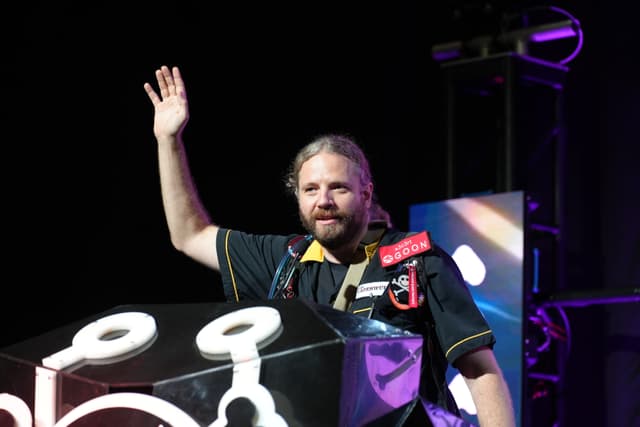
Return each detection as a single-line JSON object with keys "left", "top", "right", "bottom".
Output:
{"left": 317, "top": 189, "right": 335, "bottom": 209}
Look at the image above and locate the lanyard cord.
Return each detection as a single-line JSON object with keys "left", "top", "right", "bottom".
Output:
{"left": 268, "top": 235, "right": 313, "bottom": 299}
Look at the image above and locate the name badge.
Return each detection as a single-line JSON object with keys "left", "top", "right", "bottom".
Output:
{"left": 355, "top": 281, "right": 388, "bottom": 300}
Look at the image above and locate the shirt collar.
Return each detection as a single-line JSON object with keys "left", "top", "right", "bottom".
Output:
{"left": 299, "top": 235, "right": 383, "bottom": 263}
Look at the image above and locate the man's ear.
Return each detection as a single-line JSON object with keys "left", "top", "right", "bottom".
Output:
{"left": 364, "top": 182, "right": 374, "bottom": 207}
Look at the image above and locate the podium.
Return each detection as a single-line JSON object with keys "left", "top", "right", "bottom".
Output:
{"left": 0, "top": 299, "right": 438, "bottom": 426}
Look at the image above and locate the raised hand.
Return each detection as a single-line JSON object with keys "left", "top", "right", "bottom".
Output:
{"left": 144, "top": 65, "right": 190, "bottom": 141}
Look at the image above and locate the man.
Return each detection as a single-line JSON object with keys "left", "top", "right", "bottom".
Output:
{"left": 144, "top": 65, "right": 515, "bottom": 426}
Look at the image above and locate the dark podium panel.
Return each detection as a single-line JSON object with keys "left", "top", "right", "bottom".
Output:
{"left": 0, "top": 299, "right": 440, "bottom": 427}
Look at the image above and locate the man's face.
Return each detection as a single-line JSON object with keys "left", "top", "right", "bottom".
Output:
{"left": 297, "top": 152, "right": 371, "bottom": 250}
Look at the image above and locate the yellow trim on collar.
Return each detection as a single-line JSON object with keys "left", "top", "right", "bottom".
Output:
{"left": 299, "top": 239, "right": 381, "bottom": 263}
{"left": 300, "top": 240, "right": 324, "bottom": 262}
{"left": 363, "top": 240, "right": 380, "bottom": 259}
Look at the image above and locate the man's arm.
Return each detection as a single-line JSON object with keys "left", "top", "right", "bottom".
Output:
{"left": 144, "top": 65, "right": 220, "bottom": 271}
{"left": 456, "top": 347, "right": 516, "bottom": 427}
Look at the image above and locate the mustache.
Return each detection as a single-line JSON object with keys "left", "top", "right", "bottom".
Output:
{"left": 313, "top": 209, "right": 342, "bottom": 220}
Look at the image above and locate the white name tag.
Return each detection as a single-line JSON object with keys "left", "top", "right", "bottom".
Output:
{"left": 355, "top": 281, "right": 388, "bottom": 300}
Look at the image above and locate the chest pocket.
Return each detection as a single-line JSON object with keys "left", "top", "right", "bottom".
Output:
{"left": 351, "top": 257, "right": 428, "bottom": 332}
{"left": 348, "top": 280, "right": 389, "bottom": 317}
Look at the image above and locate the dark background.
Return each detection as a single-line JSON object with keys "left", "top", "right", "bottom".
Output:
{"left": 5, "top": 1, "right": 639, "bottom": 426}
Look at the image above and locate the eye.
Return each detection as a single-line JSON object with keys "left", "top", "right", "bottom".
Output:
{"left": 331, "top": 184, "right": 349, "bottom": 193}
{"left": 302, "top": 187, "right": 318, "bottom": 195}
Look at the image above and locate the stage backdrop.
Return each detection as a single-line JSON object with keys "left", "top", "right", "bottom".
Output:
{"left": 410, "top": 190, "right": 525, "bottom": 427}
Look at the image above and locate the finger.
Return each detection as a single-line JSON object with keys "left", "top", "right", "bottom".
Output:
{"left": 161, "top": 65, "right": 176, "bottom": 96}
{"left": 143, "top": 82, "right": 161, "bottom": 106}
{"left": 172, "top": 66, "right": 187, "bottom": 101}
{"left": 156, "top": 68, "right": 170, "bottom": 99}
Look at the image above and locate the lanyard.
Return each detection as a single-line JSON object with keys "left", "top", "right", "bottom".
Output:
{"left": 332, "top": 256, "right": 370, "bottom": 311}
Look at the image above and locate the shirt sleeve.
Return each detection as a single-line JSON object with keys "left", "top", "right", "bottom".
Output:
{"left": 425, "top": 245, "right": 496, "bottom": 365}
{"left": 216, "top": 228, "right": 296, "bottom": 302}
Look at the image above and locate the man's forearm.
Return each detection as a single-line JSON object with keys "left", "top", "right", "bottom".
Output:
{"left": 468, "top": 372, "right": 516, "bottom": 427}
{"left": 157, "top": 136, "right": 211, "bottom": 251}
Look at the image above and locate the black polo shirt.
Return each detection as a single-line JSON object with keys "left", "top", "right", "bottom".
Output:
{"left": 216, "top": 227, "right": 495, "bottom": 366}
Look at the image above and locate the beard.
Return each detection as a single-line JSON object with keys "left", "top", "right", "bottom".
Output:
{"left": 299, "top": 203, "right": 368, "bottom": 250}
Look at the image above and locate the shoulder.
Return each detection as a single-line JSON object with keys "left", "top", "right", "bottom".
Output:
{"left": 218, "top": 228, "right": 297, "bottom": 244}
{"left": 217, "top": 228, "right": 301, "bottom": 256}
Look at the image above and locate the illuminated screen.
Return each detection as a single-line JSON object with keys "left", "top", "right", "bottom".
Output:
{"left": 409, "top": 191, "right": 524, "bottom": 426}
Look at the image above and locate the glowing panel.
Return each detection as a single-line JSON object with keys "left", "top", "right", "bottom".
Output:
{"left": 410, "top": 191, "right": 524, "bottom": 426}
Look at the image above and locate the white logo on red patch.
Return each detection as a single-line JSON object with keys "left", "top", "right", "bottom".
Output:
{"left": 379, "top": 231, "right": 432, "bottom": 267}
